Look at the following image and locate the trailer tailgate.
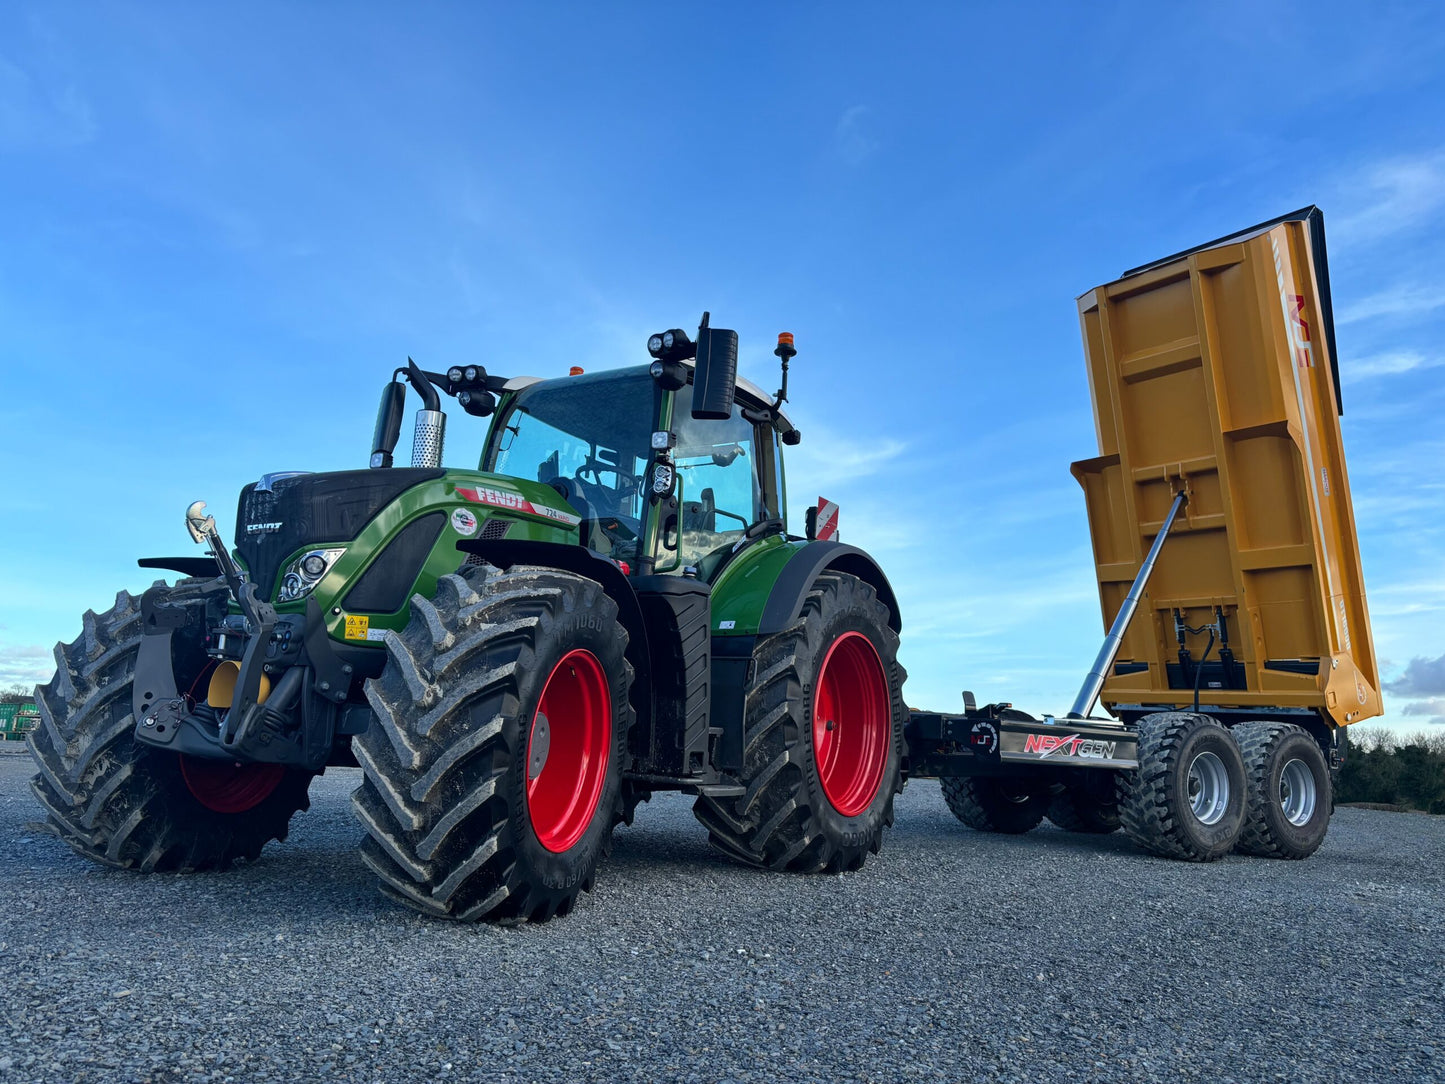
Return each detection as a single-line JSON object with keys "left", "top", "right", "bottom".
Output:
{"left": 1070, "top": 207, "right": 1380, "bottom": 728}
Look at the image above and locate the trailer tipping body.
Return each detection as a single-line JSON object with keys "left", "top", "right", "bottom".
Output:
{"left": 1070, "top": 207, "right": 1379, "bottom": 730}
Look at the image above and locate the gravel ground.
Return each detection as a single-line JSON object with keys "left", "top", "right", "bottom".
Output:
{"left": 0, "top": 748, "right": 1441, "bottom": 1084}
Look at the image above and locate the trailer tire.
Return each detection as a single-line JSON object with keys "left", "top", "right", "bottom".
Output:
{"left": 28, "top": 587, "right": 314, "bottom": 872}
{"left": 1046, "top": 778, "right": 1121, "bottom": 834}
{"left": 1118, "top": 711, "right": 1246, "bottom": 862}
{"left": 1234, "top": 722, "right": 1331, "bottom": 859}
{"left": 941, "top": 776, "right": 1048, "bottom": 834}
{"left": 353, "top": 565, "right": 632, "bottom": 923}
{"left": 693, "top": 571, "right": 906, "bottom": 873}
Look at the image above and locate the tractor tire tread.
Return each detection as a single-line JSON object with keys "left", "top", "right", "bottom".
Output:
{"left": 27, "top": 585, "right": 311, "bottom": 873}
{"left": 692, "top": 572, "right": 905, "bottom": 874}
{"left": 352, "top": 565, "right": 631, "bottom": 923}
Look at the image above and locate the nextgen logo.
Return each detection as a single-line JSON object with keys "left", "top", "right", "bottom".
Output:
{"left": 1022, "top": 732, "right": 1118, "bottom": 761}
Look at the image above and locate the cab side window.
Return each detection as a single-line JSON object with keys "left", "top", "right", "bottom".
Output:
{"left": 673, "top": 385, "right": 764, "bottom": 570}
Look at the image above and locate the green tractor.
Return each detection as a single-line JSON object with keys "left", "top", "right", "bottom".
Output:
{"left": 30, "top": 316, "right": 908, "bottom": 922}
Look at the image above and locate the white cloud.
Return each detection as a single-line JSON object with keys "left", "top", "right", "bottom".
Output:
{"left": 1400, "top": 698, "right": 1445, "bottom": 726}
{"left": 1387, "top": 652, "right": 1445, "bottom": 697}
{"left": 0, "top": 55, "right": 95, "bottom": 150}
{"left": 835, "top": 105, "right": 879, "bottom": 166}
{"left": 1368, "top": 578, "right": 1445, "bottom": 619}
{"left": 0, "top": 644, "right": 54, "bottom": 688}
{"left": 1337, "top": 283, "right": 1445, "bottom": 325}
{"left": 783, "top": 425, "right": 907, "bottom": 493}
{"left": 1331, "top": 152, "right": 1445, "bottom": 246}
{"left": 1342, "top": 349, "right": 1443, "bottom": 382}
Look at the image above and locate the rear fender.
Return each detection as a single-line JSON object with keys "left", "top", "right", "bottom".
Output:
{"left": 757, "top": 541, "right": 901, "bottom": 636}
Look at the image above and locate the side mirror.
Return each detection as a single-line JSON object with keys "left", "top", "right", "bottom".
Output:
{"left": 371, "top": 381, "right": 408, "bottom": 468}
{"left": 691, "top": 326, "right": 738, "bottom": 420}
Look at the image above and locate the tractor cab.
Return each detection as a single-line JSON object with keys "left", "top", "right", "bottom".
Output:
{"left": 482, "top": 358, "right": 795, "bottom": 581}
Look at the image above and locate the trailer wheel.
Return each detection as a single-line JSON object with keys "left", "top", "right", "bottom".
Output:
{"left": 353, "top": 565, "right": 632, "bottom": 923}
{"left": 1234, "top": 722, "right": 1331, "bottom": 859}
{"left": 1046, "top": 777, "right": 1121, "bottom": 834}
{"left": 693, "top": 571, "right": 906, "bottom": 872}
{"left": 1118, "top": 711, "right": 1246, "bottom": 861}
{"left": 941, "top": 776, "right": 1047, "bottom": 833}
{"left": 28, "top": 587, "right": 314, "bottom": 872}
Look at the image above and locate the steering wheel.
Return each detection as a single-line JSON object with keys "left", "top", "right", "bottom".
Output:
{"left": 566, "top": 466, "right": 639, "bottom": 546}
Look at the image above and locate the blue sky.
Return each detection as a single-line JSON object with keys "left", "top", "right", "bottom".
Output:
{"left": 2, "top": 3, "right": 1442, "bottom": 731}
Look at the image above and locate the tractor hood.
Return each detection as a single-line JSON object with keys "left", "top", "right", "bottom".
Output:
{"left": 232, "top": 467, "right": 586, "bottom": 610}
{"left": 235, "top": 468, "right": 447, "bottom": 602}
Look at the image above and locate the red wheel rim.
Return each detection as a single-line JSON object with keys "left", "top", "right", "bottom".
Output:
{"left": 526, "top": 648, "right": 612, "bottom": 854}
{"left": 179, "top": 755, "right": 286, "bottom": 814}
{"left": 812, "top": 631, "right": 890, "bottom": 817}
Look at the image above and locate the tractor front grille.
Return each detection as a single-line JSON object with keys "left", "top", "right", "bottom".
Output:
{"left": 234, "top": 468, "right": 444, "bottom": 598}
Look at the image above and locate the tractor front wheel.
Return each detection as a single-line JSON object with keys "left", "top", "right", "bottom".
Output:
{"left": 29, "top": 588, "right": 314, "bottom": 872}
{"left": 693, "top": 571, "right": 907, "bottom": 873}
{"left": 352, "top": 565, "right": 633, "bottom": 923}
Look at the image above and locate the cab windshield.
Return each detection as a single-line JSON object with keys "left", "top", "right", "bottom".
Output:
{"left": 483, "top": 366, "right": 772, "bottom": 574}
{"left": 485, "top": 367, "right": 654, "bottom": 562}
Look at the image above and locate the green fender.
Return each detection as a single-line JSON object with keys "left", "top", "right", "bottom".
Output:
{"left": 709, "top": 537, "right": 901, "bottom": 638}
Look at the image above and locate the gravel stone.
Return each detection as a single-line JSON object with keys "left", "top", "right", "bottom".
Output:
{"left": 1, "top": 754, "right": 1441, "bottom": 1082}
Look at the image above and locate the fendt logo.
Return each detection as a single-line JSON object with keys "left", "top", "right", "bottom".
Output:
{"left": 1022, "top": 732, "right": 1118, "bottom": 760}
{"left": 245, "top": 521, "right": 283, "bottom": 533}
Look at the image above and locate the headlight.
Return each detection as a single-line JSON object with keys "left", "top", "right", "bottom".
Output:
{"left": 447, "top": 366, "right": 464, "bottom": 384}
{"left": 463, "top": 365, "right": 480, "bottom": 383}
{"left": 276, "top": 547, "right": 346, "bottom": 602}
{"left": 651, "top": 462, "right": 675, "bottom": 497}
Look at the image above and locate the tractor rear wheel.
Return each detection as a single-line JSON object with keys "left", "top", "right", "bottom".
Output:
{"left": 1118, "top": 711, "right": 1246, "bottom": 861}
{"left": 1234, "top": 722, "right": 1331, "bottom": 859}
{"left": 693, "top": 571, "right": 906, "bottom": 872}
{"left": 353, "top": 564, "right": 632, "bottom": 923}
{"left": 28, "top": 587, "right": 314, "bottom": 871}
{"left": 941, "top": 776, "right": 1048, "bottom": 833}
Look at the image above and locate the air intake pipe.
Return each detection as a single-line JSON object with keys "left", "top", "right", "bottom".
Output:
{"left": 405, "top": 357, "right": 446, "bottom": 469}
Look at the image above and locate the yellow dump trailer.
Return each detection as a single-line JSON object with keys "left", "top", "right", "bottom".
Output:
{"left": 1071, "top": 207, "right": 1380, "bottom": 731}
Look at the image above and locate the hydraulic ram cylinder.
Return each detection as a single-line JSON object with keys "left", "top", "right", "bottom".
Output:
{"left": 1069, "top": 489, "right": 1187, "bottom": 719}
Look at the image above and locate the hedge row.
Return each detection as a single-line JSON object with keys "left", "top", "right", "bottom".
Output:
{"left": 1337, "top": 729, "right": 1445, "bottom": 815}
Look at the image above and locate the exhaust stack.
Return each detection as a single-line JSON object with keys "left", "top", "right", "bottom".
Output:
{"left": 403, "top": 357, "right": 446, "bottom": 469}
{"left": 411, "top": 409, "right": 446, "bottom": 468}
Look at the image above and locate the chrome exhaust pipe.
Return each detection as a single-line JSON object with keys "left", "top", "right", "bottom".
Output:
{"left": 411, "top": 409, "right": 446, "bottom": 468}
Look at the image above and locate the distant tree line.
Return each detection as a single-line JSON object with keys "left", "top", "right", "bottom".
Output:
{"left": 1338, "top": 729, "right": 1445, "bottom": 815}
{"left": 0, "top": 684, "right": 34, "bottom": 705}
